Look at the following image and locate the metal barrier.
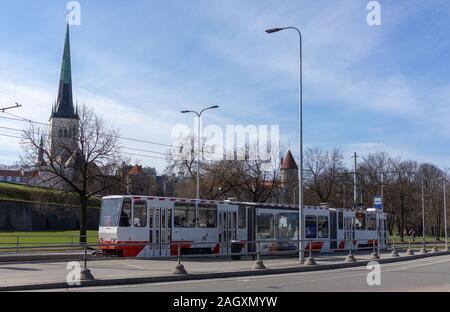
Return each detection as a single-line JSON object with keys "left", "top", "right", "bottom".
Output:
{"left": 0, "top": 234, "right": 92, "bottom": 255}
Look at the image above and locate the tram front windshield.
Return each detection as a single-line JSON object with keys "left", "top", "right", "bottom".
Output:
{"left": 100, "top": 198, "right": 128, "bottom": 227}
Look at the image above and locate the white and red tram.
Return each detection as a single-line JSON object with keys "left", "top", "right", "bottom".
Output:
{"left": 98, "top": 195, "right": 388, "bottom": 257}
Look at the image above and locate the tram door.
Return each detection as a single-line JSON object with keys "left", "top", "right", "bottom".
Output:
{"left": 149, "top": 208, "right": 172, "bottom": 256}
{"left": 330, "top": 211, "right": 337, "bottom": 250}
{"left": 344, "top": 216, "right": 355, "bottom": 249}
{"left": 218, "top": 208, "right": 237, "bottom": 254}
{"left": 378, "top": 215, "right": 386, "bottom": 247}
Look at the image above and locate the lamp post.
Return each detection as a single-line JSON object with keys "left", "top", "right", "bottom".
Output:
{"left": 440, "top": 175, "right": 449, "bottom": 251}
{"left": 420, "top": 175, "right": 428, "bottom": 253}
{"left": 180, "top": 105, "right": 219, "bottom": 202}
{"left": 265, "top": 26, "right": 304, "bottom": 263}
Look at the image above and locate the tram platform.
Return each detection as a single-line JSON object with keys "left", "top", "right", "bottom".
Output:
{"left": 1, "top": 249, "right": 449, "bottom": 291}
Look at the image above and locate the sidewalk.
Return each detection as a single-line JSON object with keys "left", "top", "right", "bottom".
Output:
{"left": 1, "top": 249, "right": 449, "bottom": 291}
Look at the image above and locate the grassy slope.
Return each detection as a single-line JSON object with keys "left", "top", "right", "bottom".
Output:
{"left": 0, "top": 182, "right": 100, "bottom": 207}
{"left": 0, "top": 230, "right": 99, "bottom": 247}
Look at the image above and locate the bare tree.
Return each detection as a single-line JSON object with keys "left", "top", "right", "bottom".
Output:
{"left": 419, "top": 163, "right": 445, "bottom": 239}
{"left": 391, "top": 160, "right": 418, "bottom": 239}
{"left": 165, "top": 135, "right": 239, "bottom": 200}
{"left": 166, "top": 138, "right": 281, "bottom": 202}
{"left": 304, "top": 147, "right": 345, "bottom": 203}
{"left": 21, "top": 105, "right": 123, "bottom": 243}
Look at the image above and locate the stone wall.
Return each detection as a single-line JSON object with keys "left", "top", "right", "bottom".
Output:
{"left": 0, "top": 199, "right": 100, "bottom": 231}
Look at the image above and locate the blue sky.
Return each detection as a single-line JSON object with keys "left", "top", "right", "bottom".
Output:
{"left": 0, "top": 0, "right": 449, "bottom": 172}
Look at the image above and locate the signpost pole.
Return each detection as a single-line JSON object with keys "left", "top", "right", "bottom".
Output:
{"left": 374, "top": 196, "right": 383, "bottom": 258}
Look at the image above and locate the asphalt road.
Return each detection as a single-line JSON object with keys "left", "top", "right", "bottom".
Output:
{"left": 62, "top": 255, "right": 450, "bottom": 292}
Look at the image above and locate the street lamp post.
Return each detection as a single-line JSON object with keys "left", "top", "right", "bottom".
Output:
{"left": 180, "top": 105, "right": 219, "bottom": 203}
{"left": 441, "top": 175, "right": 449, "bottom": 251}
{"left": 265, "top": 26, "right": 304, "bottom": 263}
{"left": 420, "top": 175, "right": 428, "bottom": 253}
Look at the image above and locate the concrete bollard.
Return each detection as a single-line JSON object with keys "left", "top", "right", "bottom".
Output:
{"left": 304, "top": 249, "right": 317, "bottom": 265}
{"left": 419, "top": 247, "right": 428, "bottom": 254}
{"left": 304, "top": 246, "right": 317, "bottom": 266}
{"left": 390, "top": 239, "right": 400, "bottom": 257}
{"left": 405, "top": 239, "right": 414, "bottom": 256}
{"left": 80, "top": 268, "right": 95, "bottom": 281}
{"left": 419, "top": 240, "right": 428, "bottom": 254}
{"left": 172, "top": 263, "right": 188, "bottom": 275}
{"left": 80, "top": 245, "right": 95, "bottom": 281}
{"left": 304, "top": 257, "right": 317, "bottom": 265}
{"left": 173, "top": 243, "right": 188, "bottom": 275}
{"left": 252, "top": 241, "right": 266, "bottom": 270}
{"left": 344, "top": 254, "right": 356, "bottom": 263}
{"left": 252, "top": 260, "right": 266, "bottom": 270}
{"left": 369, "top": 251, "right": 380, "bottom": 260}
{"left": 390, "top": 247, "right": 400, "bottom": 257}
{"left": 431, "top": 239, "right": 438, "bottom": 253}
{"left": 344, "top": 238, "right": 356, "bottom": 263}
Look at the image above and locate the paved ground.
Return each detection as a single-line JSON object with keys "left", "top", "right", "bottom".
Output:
{"left": 0, "top": 247, "right": 448, "bottom": 290}
{"left": 62, "top": 255, "right": 450, "bottom": 292}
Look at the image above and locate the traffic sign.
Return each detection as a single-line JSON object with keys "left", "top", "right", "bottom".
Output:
{"left": 374, "top": 196, "right": 383, "bottom": 209}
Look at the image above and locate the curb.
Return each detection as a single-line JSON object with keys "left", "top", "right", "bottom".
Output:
{"left": 1, "top": 250, "right": 449, "bottom": 291}
{"left": 0, "top": 254, "right": 88, "bottom": 263}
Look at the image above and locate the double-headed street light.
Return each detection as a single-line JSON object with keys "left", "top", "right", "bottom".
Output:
{"left": 180, "top": 105, "right": 220, "bottom": 203}
{"left": 265, "top": 26, "right": 304, "bottom": 263}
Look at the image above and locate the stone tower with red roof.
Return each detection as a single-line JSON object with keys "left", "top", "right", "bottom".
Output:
{"left": 280, "top": 150, "right": 299, "bottom": 205}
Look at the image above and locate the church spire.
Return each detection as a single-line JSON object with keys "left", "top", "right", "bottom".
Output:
{"left": 52, "top": 24, "right": 77, "bottom": 119}
{"left": 37, "top": 134, "right": 46, "bottom": 166}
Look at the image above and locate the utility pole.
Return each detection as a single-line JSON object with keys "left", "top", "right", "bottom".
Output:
{"left": 352, "top": 152, "right": 358, "bottom": 209}
{"left": 420, "top": 175, "right": 428, "bottom": 254}
{"left": 443, "top": 175, "right": 448, "bottom": 251}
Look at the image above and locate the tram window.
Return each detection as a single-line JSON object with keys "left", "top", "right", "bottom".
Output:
{"left": 305, "top": 215, "right": 317, "bottom": 239}
{"left": 367, "top": 215, "right": 377, "bottom": 230}
{"left": 168, "top": 209, "right": 172, "bottom": 229}
{"left": 119, "top": 198, "right": 132, "bottom": 227}
{"left": 257, "top": 213, "right": 274, "bottom": 239}
{"left": 174, "top": 203, "right": 196, "bottom": 228}
{"left": 355, "top": 213, "right": 366, "bottom": 230}
{"left": 276, "top": 213, "right": 299, "bottom": 241}
{"left": 100, "top": 198, "right": 122, "bottom": 227}
{"left": 149, "top": 209, "right": 153, "bottom": 228}
{"left": 133, "top": 201, "right": 147, "bottom": 227}
{"left": 318, "top": 216, "right": 329, "bottom": 238}
{"left": 198, "top": 204, "right": 217, "bottom": 228}
{"left": 338, "top": 211, "right": 343, "bottom": 230}
{"left": 238, "top": 206, "right": 246, "bottom": 229}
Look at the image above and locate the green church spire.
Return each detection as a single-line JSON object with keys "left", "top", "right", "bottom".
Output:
{"left": 52, "top": 24, "right": 77, "bottom": 119}
{"left": 60, "top": 23, "right": 72, "bottom": 84}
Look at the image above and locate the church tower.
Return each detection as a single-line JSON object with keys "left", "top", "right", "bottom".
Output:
{"left": 37, "top": 134, "right": 46, "bottom": 166}
{"left": 48, "top": 24, "right": 79, "bottom": 163}
{"left": 280, "top": 150, "right": 299, "bottom": 205}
